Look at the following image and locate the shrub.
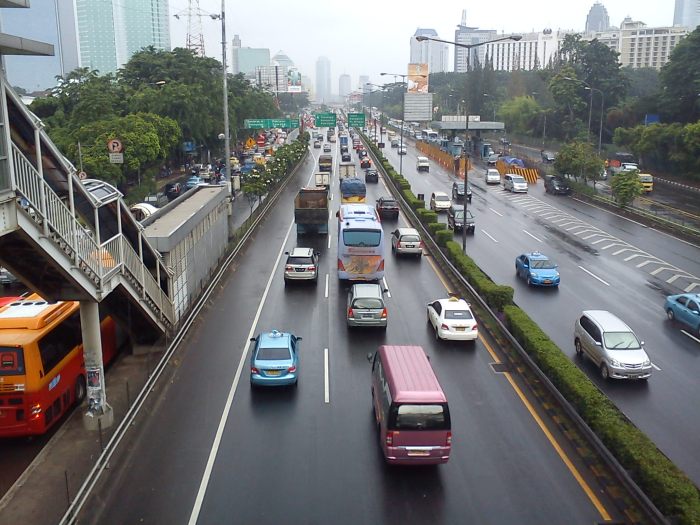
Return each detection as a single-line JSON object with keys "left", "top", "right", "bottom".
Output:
{"left": 435, "top": 229, "right": 453, "bottom": 246}
{"left": 428, "top": 222, "right": 447, "bottom": 234}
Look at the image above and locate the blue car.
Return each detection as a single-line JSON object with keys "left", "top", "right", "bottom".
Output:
{"left": 185, "top": 175, "right": 202, "bottom": 190}
{"left": 664, "top": 293, "right": 700, "bottom": 336}
{"left": 515, "top": 252, "right": 560, "bottom": 287}
{"left": 250, "top": 330, "right": 301, "bottom": 387}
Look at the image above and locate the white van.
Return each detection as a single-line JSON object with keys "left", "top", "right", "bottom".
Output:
{"left": 416, "top": 156, "right": 430, "bottom": 172}
{"left": 503, "top": 174, "right": 528, "bottom": 193}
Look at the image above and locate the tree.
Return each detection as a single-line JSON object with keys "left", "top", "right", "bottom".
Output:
{"left": 659, "top": 26, "right": 700, "bottom": 123}
{"left": 610, "top": 170, "right": 643, "bottom": 208}
{"left": 554, "top": 141, "right": 603, "bottom": 182}
{"left": 549, "top": 66, "right": 588, "bottom": 140}
{"left": 498, "top": 96, "right": 541, "bottom": 135}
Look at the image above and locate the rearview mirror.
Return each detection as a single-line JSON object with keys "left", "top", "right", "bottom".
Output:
{"left": 366, "top": 353, "right": 373, "bottom": 363}
{"left": 249, "top": 337, "right": 256, "bottom": 342}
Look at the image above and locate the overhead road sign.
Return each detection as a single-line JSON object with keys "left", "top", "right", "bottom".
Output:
{"left": 244, "top": 118, "right": 299, "bottom": 129}
{"left": 314, "top": 113, "right": 337, "bottom": 127}
{"left": 347, "top": 113, "right": 365, "bottom": 127}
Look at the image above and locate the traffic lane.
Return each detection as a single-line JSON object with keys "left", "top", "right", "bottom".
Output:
{"left": 81, "top": 152, "right": 324, "bottom": 523}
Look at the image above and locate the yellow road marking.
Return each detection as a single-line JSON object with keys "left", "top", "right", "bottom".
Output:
{"left": 425, "top": 245, "right": 613, "bottom": 522}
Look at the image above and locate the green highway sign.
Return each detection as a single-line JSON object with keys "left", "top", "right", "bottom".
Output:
{"left": 244, "top": 118, "right": 299, "bottom": 129}
{"left": 347, "top": 113, "right": 366, "bottom": 128}
{"left": 315, "top": 113, "right": 337, "bottom": 127}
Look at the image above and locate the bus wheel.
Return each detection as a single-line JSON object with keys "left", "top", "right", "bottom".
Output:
{"left": 75, "top": 376, "right": 87, "bottom": 403}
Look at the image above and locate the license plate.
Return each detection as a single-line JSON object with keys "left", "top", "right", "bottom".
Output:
{"left": 295, "top": 268, "right": 305, "bottom": 272}
{"left": 544, "top": 279, "right": 552, "bottom": 284}
{"left": 362, "top": 314, "right": 374, "bottom": 319}
{"left": 455, "top": 327, "right": 465, "bottom": 332}
{"left": 266, "top": 370, "right": 281, "bottom": 376}
{"left": 407, "top": 450, "right": 430, "bottom": 457}
{"left": 404, "top": 244, "right": 414, "bottom": 248}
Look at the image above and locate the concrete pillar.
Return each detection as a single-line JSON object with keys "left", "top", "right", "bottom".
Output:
{"left": 80, "top": 301, "right": 114, "bottom": 430}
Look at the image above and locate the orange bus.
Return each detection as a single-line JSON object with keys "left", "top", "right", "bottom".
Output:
{"left": 0, "top": 294, "right": 119, "bottom": 437}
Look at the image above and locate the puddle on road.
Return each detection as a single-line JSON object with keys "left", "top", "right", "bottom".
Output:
{"left": 534, "top": 218, "right": 600, "bottom": 262}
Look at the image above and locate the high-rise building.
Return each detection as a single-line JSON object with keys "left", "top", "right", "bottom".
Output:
{"left": 453, "top": 10, "right": 497, "bottom": 72}
{"left": 234, "top": 40, "right": 270, "bottom": 77}
{"left": 255, "top": 65, "right": 287, "bottom": 93}
{"left": 231, "top": 34, "right": 241, "bottom": 74}
{"left": 315, "top": 56, "right": 331, "bottom": 103}
{"left": 674, "top": 0, "right": 700, "bottom": 29}
{"left": 618, "top": 17, "right": 689, "bottom": 69}
{"left": 0, "top": 0, "right": 80, "bottom": 92}
{"left": 339, "top": 74, "right": 351, "bottom": 99}
{"left": 76, "top": 0, "right": 170, "bottom": 75}
{"left": 483, "top": 29, "right": 573, "bottom": 72}
{"left": 358, "top": 75, "right": 369, "bottom": 92}
{"left": 585, "top": 3, "right": 611, "bottom": 33}
{"left": 272, "top": 50, "right": 294, "bottom": 70}
{"left": 410, "top": 28, "right": 448, "bottom": 73}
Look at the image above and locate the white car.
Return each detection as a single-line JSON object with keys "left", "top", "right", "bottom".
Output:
{"left": 485, "top": 168, "right": 501, "bottom": 184}
{"left": 398, "top": 145, "right": 407, "bottom": 155}
{"left": 427, "top": 296, "right": 478, "bottom": 342}
{"left": 503, "top": 174, "right": 528, "bottom": 193}
{"left": 429, "top": 191, "right": 451, "bottom": 212}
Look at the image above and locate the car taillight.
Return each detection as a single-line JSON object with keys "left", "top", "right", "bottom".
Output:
{"left": 378, "top": 260, "right": 385, "bottom": 271}
{"left": 441, "top": 323, "right": 449, "bottom": 330}
{"left": 338, "top": 259, "right": 345, "bottom": 271}
{"left": 251, "top": 367, "right": 259, "bottom": 374}
{"left": 307, "top": 266, "right": 316, "bottom": 272}
{"left": 29, "top": 403, "right": 42, "bottom": 416}
{"left": 285, "top": 265, "right": 293, "bottom": 271}
{"left": 386, "top": 431, "right": 395, "bottom": 446}
{"left": 287, "top": 365, "right": 297, "bottom": 373}
{"left": 446, "top": 431, "right": 452, "bottom": 446}
{"left": 381, "top": 308, "right": 388, "bottom": 318}
{"left": 419, "top": 241, "right": 425, "bottom": 249}
{"left": 347, "top": 307, "right": 354, "bottom": 317}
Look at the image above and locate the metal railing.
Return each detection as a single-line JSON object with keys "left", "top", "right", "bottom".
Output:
{"left": 11, "top": 143, "right": 173, "bottom": 327}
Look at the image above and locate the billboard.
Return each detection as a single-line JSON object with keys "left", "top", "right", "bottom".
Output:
{"left": 287, "top": 67, "right": 302, "bottom": 93}
{"left": 404, "top": 93, "right": 433, "bottom": 121}
{"left": 407, "top": 63, "right": 429, "bottom": 93}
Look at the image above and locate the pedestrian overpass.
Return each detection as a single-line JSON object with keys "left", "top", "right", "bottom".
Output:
{"left": 0, "top": 78, "right": 174, "bottom": 341}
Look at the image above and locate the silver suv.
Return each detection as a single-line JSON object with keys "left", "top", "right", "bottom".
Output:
{"left": 284, "top": 248, "right": 319, "bottom": 284}
{"left": 574, "top": 310, "right": 652, "bottom": 380}
{"left": 347, "top": 283, "right": 387, "bottom": 328}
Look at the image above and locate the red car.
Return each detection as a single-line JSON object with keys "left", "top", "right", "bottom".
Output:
{"left": 360, "top": 158, "right": 372, "bottom": 169}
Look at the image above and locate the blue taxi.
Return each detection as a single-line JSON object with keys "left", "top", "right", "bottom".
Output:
{"left": 515, "top": 252, "right": 560, "bottom": 287}
{"left": 250, "top": 330, "right": 301, "bottom": 387}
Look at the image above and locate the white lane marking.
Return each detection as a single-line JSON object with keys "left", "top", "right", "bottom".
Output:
{"left": 324, "top": 273, "right": 329, "bottom": 298}
{"left": 188, "top": 219, "right": 295, "bottom": 525}
{"left": 324, "top": 348, "right": 330, "bottom": 403}
{"left": 681, "top": 330, "right": 700, "bottom": 344}
{"left": 481, "top": 230, "right": 499, "bottom": 243}
{"left": 577, "top": 265, "right": 610, "bottom": 286}
{"left": 382, "top": 276, "right": 391, "bottom": 298}
{"left": 327, "top": 235, "right": 331, "bottom": 249}
{"left": 522, "top": 229, "right": 542, "bottom": 242}
{"left": 489, "top": 207, "right": 503, "bottom": 217}
{"left": 651, "top": 362, "right": 662, "bottom": 371}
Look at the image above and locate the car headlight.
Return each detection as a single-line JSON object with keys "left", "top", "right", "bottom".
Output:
{"left": 642, "top": 359, "right": 651, "bottom": 367}
{"left": 609, "top": 358, "right": 621, "bottom": 367}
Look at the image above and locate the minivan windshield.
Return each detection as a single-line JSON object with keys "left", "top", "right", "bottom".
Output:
{"left": 604, "top": 331, "right": 641, "bottom": 350}
{"left": 390, "top": 403, "right": 450, "bottom": 430}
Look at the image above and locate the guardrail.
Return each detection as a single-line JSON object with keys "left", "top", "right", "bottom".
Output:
{"left": 364, "top": 135, "right": 668, "bottom": 525}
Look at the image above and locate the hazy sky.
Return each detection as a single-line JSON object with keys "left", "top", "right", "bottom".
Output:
{"left": 169, "top": 0, "right": 675, "bottom": 92}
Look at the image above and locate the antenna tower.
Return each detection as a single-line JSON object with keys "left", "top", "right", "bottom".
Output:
{"left": 186, "top": 0, "right": 205, "bottom": 56}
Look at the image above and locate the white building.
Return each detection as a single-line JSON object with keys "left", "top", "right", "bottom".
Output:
{"left": 454, "top": 10, "right": 497, "bottom": 72}
{"left": 674, "top": 0, "right": 700, "bottom": 29}
{"left": 339, "top": 74, "right": 351, "bottom": 99}
{"left": 483, "top": 29, "right": 573, "bottom": 71}
{"left": 315, "top": 56, "right": 331, "bottom": 104}
{"left": 410, "top": 28, "right": 448, "bottom": 73}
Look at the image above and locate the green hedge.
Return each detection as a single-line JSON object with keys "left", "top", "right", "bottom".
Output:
{"left": 417, "top": 209, "right": 438, "bottom": 225}
{"left": 435, "top": 229, "right": 453, "bottom": 246}
{"left": 428, "top": 222, "right": 447, "bottom": 234}
{"left": 503, "top": 306, "right": 700, "bottom": 525}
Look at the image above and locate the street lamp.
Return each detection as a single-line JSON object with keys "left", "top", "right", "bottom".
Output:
{"left": 209, "top": 3, "right": 232, "bottom": 200}
{"left": 380, "top": 72, "right": 426, "bottom": 179}
{"left": 413, "top": 35, "right": 521, "bottom": 255}
{"left": 367, "top": 83, "right": 388, "bottom": 142}
{"left": 482, "top": 93, "right": 496, "bottom": 121}
{"left": 531, "top": 92, "right": 547, "bottom": 147}
{"left": 562, "top": 77, "right": 604, "bottom": 155}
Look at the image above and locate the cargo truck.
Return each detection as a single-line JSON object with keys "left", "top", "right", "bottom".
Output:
{"left": 295, "top": 187, "right": 329, "bottom": 234}
{"left": 318, "top": 154, "right": 333, "bottom": 173}
{"left": 338, "top": 162, "right": 356, "bottom": 181}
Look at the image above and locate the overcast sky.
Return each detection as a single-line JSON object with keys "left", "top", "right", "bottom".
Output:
{"left": 169, "top": 0, "right": 675, "bottom": 92}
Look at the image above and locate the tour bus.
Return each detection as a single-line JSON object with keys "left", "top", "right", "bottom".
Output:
{"left": 337, "top": 214, "right": 385, "bottom": 281}
{"left": 0, "top": 295, "right": 121, "bottom": 437}
{"left": 339, "top": 177, "right": 367, "bottom": 204}
{"left": 420, "top": 129, "right": 439, "bottom": 143}
{"left": 369, "top": 345, "right": 452, "bottom": 465}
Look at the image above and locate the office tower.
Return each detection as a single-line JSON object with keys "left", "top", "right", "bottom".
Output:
{"left": 358, "top": 75, "right": 369, "bottom": 91}
{"left": 585, "top": 2, "right": 611, "bottom": 33}
{"left": 674, "top": 0, "right": 700, "bottom": 29}
{"left": 76, "top": 0, "right": 170, "bottom": 75}
{"left": 235, "top": 37, "right": 271, "bottom": 78}
{"left": 1, "top": 0, "right": 79, "bottom": 91}
{"left": 315, "top": 56, "right": 331, "bottom": 103}
{"left": 272, "top": 50, "right": 294, "bottom": 70}
{"left": 410, "top": 28, "right": 448, "bottom": 73}
{"left": 454, "top": 10, "right": 497, "bottom": 73}
{"left": 339, "top": 74, "right": 351, "bottom": 99}
{"left": 231, "top": 34, "right": 241, "bottom": 74}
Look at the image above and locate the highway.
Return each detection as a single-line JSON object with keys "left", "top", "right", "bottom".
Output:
{"left": 76, "top": 134, "right": 624, "bottom": 524}
{"left": 381, "top": 135, "right": 700, "bottom": 487}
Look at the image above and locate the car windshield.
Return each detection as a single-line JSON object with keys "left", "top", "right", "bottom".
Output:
{"left": 512, "top": 177, "right": 526, "bottom": 183}
{"left": 444, "top": 309, "right": 473, "bottom": 320}
{"left": 454, "top": 184, "right": 464, "bottom": 192}
{"left": 343, "top": 230, "right": 381, "bottom": 247}
{"left": 435, "top": 195, "right": 450, "bottom": 201}
{"left": 603, "top": 332, "right": 641, "bottom": 350}
{"left": 287, "top": 257, "right": 313, "bottom": 265}
{"left": 380, "top": 200, "right": 397, "bottom": 207}
{"left": 392, "top": 404, "right": 449, "bottom": 431}
{"left": 257, "top": 347, "right": 292, "bottom": 360}
{"left": 352, "top": 298, "right": 383, "bottom": 309}
{"left": 530, "top": 258, "right": 555, "bottom": 269}
{"left": 400, "top": 235, "right": 420, "bottom": 242}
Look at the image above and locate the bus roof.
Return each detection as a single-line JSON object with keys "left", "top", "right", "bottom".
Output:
{"left": 341, "top": 215, "right": 381, "bottom": 229}
{"left": 378, "top": 345, "right": 446, "bottom": 404}
{"left": 0, "top": 294, "right": 76, "bottom": 331}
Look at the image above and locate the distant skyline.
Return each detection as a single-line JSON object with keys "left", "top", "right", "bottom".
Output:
{"left": 170, "top": 1, "right": 676, "bottom": 90}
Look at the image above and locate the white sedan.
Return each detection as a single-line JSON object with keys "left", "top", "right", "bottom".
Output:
{"left": 427, "top": 297, "right": 478, "bottom": 342}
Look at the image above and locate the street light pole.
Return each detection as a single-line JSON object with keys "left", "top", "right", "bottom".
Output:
{"left": 461, "top": 99, "right": 468, "bottom": 253}
{"left": 211, "top": 3, "right": 231, "bottom": 199}
{"left": 563, "top": 77, "right": 604, "bottom": 154}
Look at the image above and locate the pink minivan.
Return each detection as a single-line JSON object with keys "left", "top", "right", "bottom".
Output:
{"left": 369, "top": 345, "right": 451, "bottom": 465}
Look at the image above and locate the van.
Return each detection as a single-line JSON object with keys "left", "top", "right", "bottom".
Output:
{"left": 574, "top": 310, "right": 652, "bottom": 380}
{"left": 368, "top": 345, "right": 451, "bottom": 465}
{"left": 416, "top": 156, "right": 430, "bottom": 172}
{"left": 638, "top": 173, "right": 653, "bottom": 192}
{"left": 503, "top": 173, "right": 528, "bottom": 193}
{"left": 347, "top": 283, "right": 387, "bottom": 328}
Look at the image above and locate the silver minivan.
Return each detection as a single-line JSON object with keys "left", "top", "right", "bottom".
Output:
{"left": 503, "top": 174, "right": 528, "bottom": 193}
{"left": 391, "top": 228, "right": 423, "bottom": 257}
{"left": 347, "top": 283, "right": 387, "bottom": 328}
{"left": 574, "top": 310, "right": 652, "bottom": 380}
